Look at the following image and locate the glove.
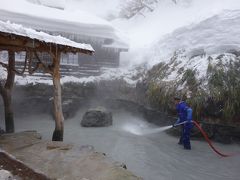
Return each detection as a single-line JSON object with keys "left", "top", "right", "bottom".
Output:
{"left": 173, "top": 118, "right": 180, "bottom": 127}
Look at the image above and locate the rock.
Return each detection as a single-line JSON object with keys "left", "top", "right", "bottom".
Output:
{"left": 81, "top": 107, "right": 113, "bottom": 127}
{"left": 0, "top": 151, "right": 50, "bottom": 180}
{"left": 0, "top": 131, "right": 142, "bottom": 180}
{"left": 114, "top": 162, "right": 127, "bottom": 169}
{"left": 0, "top": 131, "right": 42, "bottom": 151}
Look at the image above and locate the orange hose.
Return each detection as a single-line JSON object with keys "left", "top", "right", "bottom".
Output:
{"left": 193, "top": 121, "right": 232, "bottom": 157}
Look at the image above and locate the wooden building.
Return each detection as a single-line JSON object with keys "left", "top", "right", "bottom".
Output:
{"left": 0, "top": 6, "right": 128, "bottom": 77}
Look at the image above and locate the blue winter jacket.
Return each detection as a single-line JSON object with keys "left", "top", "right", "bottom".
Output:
{"left": 176, "top": 101, "right": 188, "bottom": 123}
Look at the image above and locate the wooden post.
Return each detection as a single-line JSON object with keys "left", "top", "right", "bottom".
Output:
{"left": 0, "top": 50, "right": 15, "bottom": 133}
{"left": 51, "top": 50, "right": 64, "bottom": 141}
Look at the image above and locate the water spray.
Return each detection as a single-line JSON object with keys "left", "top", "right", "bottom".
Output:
{"left": 123, "top": 120, "right": 236, "bottom": 157}
{"left": 123, "top": 121, "right": 186, "bottom": 136}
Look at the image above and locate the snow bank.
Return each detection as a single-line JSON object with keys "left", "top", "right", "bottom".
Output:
{"left": 114, "top": 0, "right": 240, "bottom": 50}
{"left": 14, "top": 67, "right": 140, "bottom": 86}
{"left": 151, "top": 10, "right": 240, "bottom": 63}
{"left": 138, "top": 9, "right": 240, "bottom": 85}
{"left": 0, "top": 20, "right": 93, "bottom": 51}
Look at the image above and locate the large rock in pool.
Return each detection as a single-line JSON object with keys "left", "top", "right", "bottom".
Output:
{"left": 81, "top": 107, "right": 113, "bottom": 127}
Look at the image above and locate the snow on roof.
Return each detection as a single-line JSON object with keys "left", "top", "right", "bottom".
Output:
{"left": 27, "top": 0, "right": 66, "bottom": 10}
{"left": 0, "top": 0, "right": 126, "bottom": 44}
{"left": 0, "top": 20, "right": 94, "bottom": 52}
{"left": 103, "top": 41, "right": 129, "bottom": 50}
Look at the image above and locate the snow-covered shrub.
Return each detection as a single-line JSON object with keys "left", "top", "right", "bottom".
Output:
{"left": 141, "top": 53, "right": 240, "bottom": 124}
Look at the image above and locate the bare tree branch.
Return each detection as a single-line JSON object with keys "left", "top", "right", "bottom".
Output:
{"left": 120, "top": 0, "right": 178, "bottom": 19}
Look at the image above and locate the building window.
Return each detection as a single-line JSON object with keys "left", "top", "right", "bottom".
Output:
{"left": 15, "top": 52, "right": 26, "bottom": 62}
{"left": 61, "top": 53, "right": 78, "bottom": 65}
{"left": 0, "top": 51, "right": 8, "bottom": 62}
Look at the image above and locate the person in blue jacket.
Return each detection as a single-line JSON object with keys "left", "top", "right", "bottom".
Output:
{"left": 173, "top": 97, "right": 193, "bottom": 150}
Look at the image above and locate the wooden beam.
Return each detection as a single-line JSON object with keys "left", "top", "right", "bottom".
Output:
{"left": 0, "top": 34, "right": 40, "bottom": 49}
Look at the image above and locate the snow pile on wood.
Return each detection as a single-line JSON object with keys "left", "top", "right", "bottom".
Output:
{"left": 0, "top": 20, "right": 93, "bottom": 52}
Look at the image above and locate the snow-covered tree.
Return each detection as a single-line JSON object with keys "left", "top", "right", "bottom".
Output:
{"left": 119, "top": 0, "right": 177, "bottom": 19}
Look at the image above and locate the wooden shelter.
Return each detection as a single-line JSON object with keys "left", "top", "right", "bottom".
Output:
{"left": 0, "top": 21, "right": 94, "bottom": 141}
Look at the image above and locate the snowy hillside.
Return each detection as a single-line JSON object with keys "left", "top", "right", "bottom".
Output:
{"left": 113, "top": 0, "right": 240, "bottom": 50}
{"left": 151, "top": 10, "right": 240, "bottom": 61}
{"left": 145, "top": 9, "right": 240, "bottom": 82}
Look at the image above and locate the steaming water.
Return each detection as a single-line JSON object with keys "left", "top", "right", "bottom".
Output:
{"left": 2, "top": 109, "right": 240, "bottom": 180}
